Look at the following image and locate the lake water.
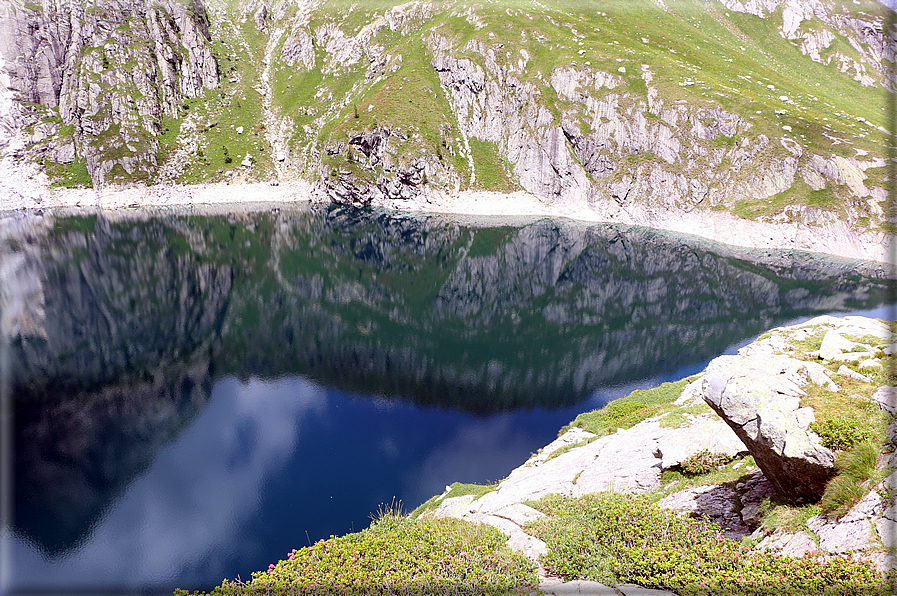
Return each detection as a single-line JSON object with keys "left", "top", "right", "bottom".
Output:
{"left": 3, "top": 204, "right": 893, "bottom": 595}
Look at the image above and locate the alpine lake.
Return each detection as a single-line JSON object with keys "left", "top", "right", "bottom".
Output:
{"left": 4, "top": 203, "right": 894, "bottom": 595}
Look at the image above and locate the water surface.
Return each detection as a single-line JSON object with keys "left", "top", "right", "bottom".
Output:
{"left": 3, "top": 205, "right": 892, "bottom": 594}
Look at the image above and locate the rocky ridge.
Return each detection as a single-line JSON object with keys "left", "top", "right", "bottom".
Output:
{"left": 422, "top": 315, "right": 896, "bottom": 591}
{"left": 0, "top": 0, "right": 894, "bottom": 265}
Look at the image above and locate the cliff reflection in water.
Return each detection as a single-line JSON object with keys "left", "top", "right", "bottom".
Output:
{"left": 4, "top": 205, "right": 891, "bottom": 558}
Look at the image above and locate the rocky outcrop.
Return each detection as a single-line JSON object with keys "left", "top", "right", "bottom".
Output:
{"left": 702, "top": 315, "right": 895, "bottom": 501}
{"left": 426, "top": 412, "right": 751, "bottom": 576}
{"left": 426, "top": 315, "right": 895, "bottom": 575}
{"left": 0, "top": 0, "right": 218, "bottom": 186}
{"left": 702, "top": 352, "right": 836, "bottom": 500}
{"left": 719, "top": 0, "right": 896, "bottom": 90}
{"left": 317, "top": 127, "right": 456, "bottom": 206}
{"left": 754, "top": 476, "right": 896, "bottom": 572}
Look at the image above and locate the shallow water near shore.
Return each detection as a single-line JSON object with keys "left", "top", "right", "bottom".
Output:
{"left": 3, "top": 204, "right": 893, "bottom": 595}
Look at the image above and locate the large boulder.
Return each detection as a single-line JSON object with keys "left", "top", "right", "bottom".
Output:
{"left": 702, "top": 352, "right": 835, "bottom": 501}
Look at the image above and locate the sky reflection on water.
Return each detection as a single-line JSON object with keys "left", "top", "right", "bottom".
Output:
{"left": 10, "top": 373, "right": 581, "bottom": 594}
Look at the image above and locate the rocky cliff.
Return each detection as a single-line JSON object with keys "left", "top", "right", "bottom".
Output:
{"left": 0, "top": 0, "right": 218, "bottom": 186}
{"left": 0, "top": 0, "right": 894, "bottom": 260}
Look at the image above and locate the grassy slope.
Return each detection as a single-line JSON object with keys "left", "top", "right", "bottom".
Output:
{"left": 143, "top": 0, "right": 891, "bottom": 223}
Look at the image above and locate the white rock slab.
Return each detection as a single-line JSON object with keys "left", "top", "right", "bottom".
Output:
{"left": 655, "top": 415, "right": 747, "bottom": 469}
{"left": 757, "top": 531, "right": 817, "bottom": 557}
{"left": 819, "top": 330, "right": 856, "bottom": 360}
{"left": 859, "top": 359, "right": 883, "bottom": 371}
{"left": 617, "top": 583, "right": 679, "bottom": 596}
{"left": 804, "top": 361, "right": 840, "bottom": 391}
{"left": 477, "top": 514, "right": 547, "bottom": 560}
{"left": 431, "top": 494, "right": 477, "bottom": 518}
{"left": 876, "top": 518, "right": 897, "bottom": 548}
{"left": 806, "top": 515, "right": 875, "bottom": 553}
{"left": 572, "top": 421, "right": 670, "bottom": 495}
{"left": 836, "top": 365, "right": 871, "bottom": 382}
{"left": 492, "top": 503, "right": 545, "bottom": 525}
{"left": 528, "top": 427, "right": 597, "bottom": 465}
{"left": 539, "top": 580, "right": 618, "bottom": 595}
{"left": 673, "top": 376, "right": 704, "bottom": 405}
{"left": 872, "top": 387, "right": 897, "bottom": 415}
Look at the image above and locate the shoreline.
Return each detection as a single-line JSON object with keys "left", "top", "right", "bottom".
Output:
{"left": 2, "top": 170, "right": 894, "bottom": 268}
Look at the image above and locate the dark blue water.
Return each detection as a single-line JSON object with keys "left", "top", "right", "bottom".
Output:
{"left": 3, "top": 206, "right": 893, "bottom": 595}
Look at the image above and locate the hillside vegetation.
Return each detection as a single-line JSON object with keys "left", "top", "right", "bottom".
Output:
{"left": 1, "top": 0, "right": 893, "bottom": 236}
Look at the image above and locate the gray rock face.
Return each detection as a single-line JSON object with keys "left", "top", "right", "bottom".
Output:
{"left": 756, "top": 488, "right": 894, "bottom": 570}
{"left": 318, "top": 127, "right": 455, "bottom": 206}
{"left": 719, "top": 0, "right": 895, "bottom": 91}
{"left": 656, "top": 416, "right": 748, "bottom": 469}
{"left": 0, "top": 0, "right": 218, "bottom": 186}
{"left": 702, "top": 352, "right": 835, "bottom": 500}
{"left": 281, "top": 27, "right": 316, "bottom": 70}
{"left": 872, "top": 387, "right": 897, "bottom": 415}
{"left": 737, "top": 470, "right": 776, "bottom": 527}
{"left": 429, "top": 409, "right": 749, "bottom": 558}
{"left": 658, "top": 485, "right": 751, "bottom": 540}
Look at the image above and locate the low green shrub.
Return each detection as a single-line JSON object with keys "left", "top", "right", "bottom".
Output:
{"left": 679, "top": 450, "right": 733, "bottom": 476}
{"left": 526, "top": 492, "right": 884, "bottom": 595}
{"left": 176, "top": 514, "right": 537, "bottom": 595}
{"left": 809, "top": 417, "right": 874, "bottom": 451}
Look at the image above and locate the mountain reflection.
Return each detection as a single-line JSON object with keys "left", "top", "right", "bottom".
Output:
{"left": 2, "top": 205, "right": 891, "bottom": 557}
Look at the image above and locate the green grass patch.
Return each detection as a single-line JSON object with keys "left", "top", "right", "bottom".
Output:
{"left": 526, "top": 492, "right": 885, "bottom": 594}
{"left": 468, "top": 138, "right": 518, "bottom": 192}
{"left": 759, "top": 497, "right": 823, "bottom": 535}
{"left": 563, "top": 378, "right": 691, "bottom": 438}
{"left": 787, "top": 325, "right": 825, "bottom": 352}
{"left": 177, "top": 513, "right": 537, "bottom": 595}
{"left": 809, "top": 416, "right": 878, "bottom": 451}
{"left": 46, "top": 158, "right": 92, "bottom": 188}
{"left": 655, "top": 456, "right": 758, "bottom": 499}
{"left": 543, "top": 436, "right": 599, "bottom": 463}
{"left": 411, "top": 482, "right": 498, "bottom": 518}
{"left": 731, "top": 180, "right": 848, "bottom": 222}
{"left": 800, "top": 380, "right": 887, "bottom": 452}
{"left": 659, "top": 403, "right": 713, "bottom": 428}
{"left": 820, "top": 439, "right": 887, "bottom": 518}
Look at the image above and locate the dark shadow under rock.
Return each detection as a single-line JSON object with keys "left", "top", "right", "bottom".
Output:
{"left": 658, "top": 484, "right": 752, "bottom": 541}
